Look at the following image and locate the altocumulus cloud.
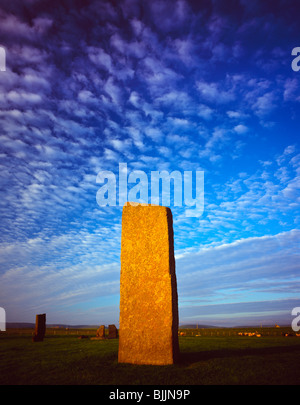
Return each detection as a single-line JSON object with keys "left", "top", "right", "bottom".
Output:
{"left": 0, "top": 0, "right": 299, "bottom": 326}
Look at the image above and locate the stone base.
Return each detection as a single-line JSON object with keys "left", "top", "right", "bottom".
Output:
{"left": 32, "top": 335, "right": 44, "bottom": 342}
{"left": 90, "top": 337, "right": 106, "bottom": 340}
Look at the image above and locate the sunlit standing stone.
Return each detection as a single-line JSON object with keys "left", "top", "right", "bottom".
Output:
{"left": 118, "top": 203, "right": 179, "bottom": 365}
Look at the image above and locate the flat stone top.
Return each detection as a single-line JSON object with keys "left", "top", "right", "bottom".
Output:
{"left": 121, "top": 203, "right": 174, "bottom": 277}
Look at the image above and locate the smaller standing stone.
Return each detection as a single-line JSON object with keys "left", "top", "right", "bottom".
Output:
{"left": 32, "top": 313, "right": 46, "bottom": 342}
{"left": 96, "top": 325, "right": 106, "bottom": 339}
{"left": 108, "top": 324, "right": 118, "bottom": 339}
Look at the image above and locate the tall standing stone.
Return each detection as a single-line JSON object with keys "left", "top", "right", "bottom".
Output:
{"left": 33, "top": 313, "right": 46, "bottom": 342}
{"left": 118, "top": 203, "right": 179, "bottom": 365}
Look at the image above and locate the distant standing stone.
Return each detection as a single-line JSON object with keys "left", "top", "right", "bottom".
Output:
{"left": 108, "top": 324, "right": 118, "bottom": 339}
{"left": 32, "top": 313, "right": 46, "bottom": 342}
{"left": 118, "top": 203, "right": 179, "bottom": 365}
{"left": 96, "top": 325, "right": 106, "bottom": 338}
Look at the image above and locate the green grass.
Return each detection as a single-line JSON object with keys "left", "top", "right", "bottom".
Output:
{"left": 1, "top": 328, "right": 300, "bottom": 385}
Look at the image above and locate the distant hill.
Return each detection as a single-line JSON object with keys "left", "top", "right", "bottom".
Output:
{"left": 179, "top": 324, "right": 219, "bottom": 329}
{"left": 6, "top": 323, "right": 99, "bottom": 329}
{"left": 8, "top": 322, "right": 218, "bottom": 329}
{"left": 6, "top": 322, "right": 35, "bottom": 329}
{"left": 232, "top": 324, "right": 290, "bottom": 328}
{"left": 6, "top": 322, "right": 291, "bottom": 330}
{"left": 48, "top": 324, "right": 100, "bottom": 329}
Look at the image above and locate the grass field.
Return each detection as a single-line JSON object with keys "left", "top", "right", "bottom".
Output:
{"left": 1, "top": 327, "right": 300, "bottom": 385}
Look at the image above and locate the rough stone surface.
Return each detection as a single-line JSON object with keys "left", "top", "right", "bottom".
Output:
{"left": 108, "top": 324, "right": 118, "bottom": 339}
{"left": 33, "top": 313, "right": 46, "bottom": 342}
{"left": 96, "top": 325, "right": 106, "bottom": 338}
{"left": 118, "top": 203, "right": 179, "bottom": 365}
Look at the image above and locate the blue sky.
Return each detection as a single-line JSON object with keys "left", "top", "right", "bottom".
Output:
{"left": 0, "top": 0, "right": 299, "bottom": 327}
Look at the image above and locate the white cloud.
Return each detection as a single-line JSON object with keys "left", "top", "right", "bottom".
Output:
{"left": 126, "top": 126, "right": 146, "bottom": 151}
{"left": 253, "top": 91, "right": 276, "bottom": 116}
{"left": 198, "top": 104, "right": 214, "bottom": 120}
{"left": 128, "top": 91, "right": 141, "bottom": 108}
{"left": 103, "top": 147, "right": 120, "bottom": 161}
{"left": 234, "top": 124, "right": 248, "bottom": 134}
{"left": 144, "top": 127, "right": 163, "bottom": 142}
{"left": 196, "top": 80, "right": 235, "bottom": 104}
{"left": 173, "top": 38, "right": 195, "bottom": 65}
{"left": 104, "top": 76, "right": 124, "bottom": 105}
{"left": 149, "top": 0, "right": 191, "bottom": 33}
{"left": 32, "top": 16, "right": 53, "bottom": 34}
{"left": 110, "top": 33, "right": 146, "bottom": 59}
{"left": 0, "top": 12, "right": 36, "bottom": 39}
{"left": 227, "top": 110, "right": 248, "bottom": 119}
{"left": 283, "top": 78, "right": 299, "bottom": 101}
{"left": 78, "top": 89, "right": 98, "bottom": 104}
{"left": 7, "top": 90, "right": 42, "bottom": 104}
{"left": 88, "top": 46, "right": 113, "bottom": 72}
{"left": 108, "top": 138, "right": 132, "bottom": 153}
